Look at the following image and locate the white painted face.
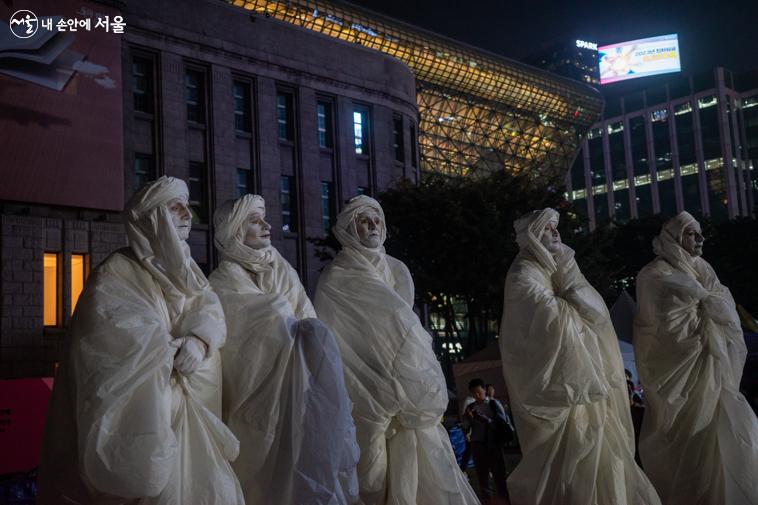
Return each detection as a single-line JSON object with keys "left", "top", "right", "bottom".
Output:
{"left": 167, "top": 197, "right": 192, "bottom": 241}
{"left": 681, "top": 224, "right": 704, "bottom": 257}
{"left": 243, "top": 209, "right": 271, "bottom": 250}
{"left": 355, "top": 209, "right": 382, "bottom": 249}
{"left": 540, "top": 221, "right": 561, "bottom": 254}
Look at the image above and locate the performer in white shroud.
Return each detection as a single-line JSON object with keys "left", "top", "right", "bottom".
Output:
{"left": 208, "top": 195, "right": 359, "bottom": 505}
{"left": 37, "top": 177, "right": 244, "bottom": 505}
{"left": 499, "top": 208, "right": 660, "bottom": 505}
{"left": 314, "top": 196, "right": 479, "bottom": 505}
{"left": 634, "top": 211, "right": 758, "bottom": 505}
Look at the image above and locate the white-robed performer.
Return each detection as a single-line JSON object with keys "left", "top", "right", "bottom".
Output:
{"left": 499, "top": 208, "right": 660, "bottom": 505}
{"left": 37, "top": 177, "right": 244, "bottom": 505}
{"left": 208, "top": 195, "right": 359, "bottom": 505}
{"left": 634, "top": 211, "right": 758, "bottom": 505}
{"left": 314, "top": 196, "right": 479, "bottom": 505}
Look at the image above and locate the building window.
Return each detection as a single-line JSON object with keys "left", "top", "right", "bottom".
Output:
{"left": 71, "top": 254, "right": 88, "bottom": 315}
{"left": 134, "top": 154, "right": 154, "bottom": 191}
{"left": 233, "top": 80, "right": 252, "bottom": 132}
{"left": 277, "top": 92, "right": 294, "bottom": 141}
{"left": 236, "top": 168, "right": 252, "bottom": 197}
{"left": 188, "top": 161, "right": 208, "bottom": 223}
{"left": 321, "top": 182, "right": 332, "bottom": 234}
{"left": 357, "top": 186, "right": 368, "bottom": 196}
{"left": 185, "top": 68, "right": 205, "bottom": 124}
{"left": 353, "top": 106, "right": 369, "bottom": 155}
{"left": 43, "top": 253, "right": 60, "bottom": 327}
{"left": 393, "top": 114, "right": 404, "bottom": 162}
{"left": 132, "top": 56, "right": 153, "bottom": 114}
{"left": 317, "top": 101, "right": 333, "bottom": 148}
{"left": 410, "top": 124, "right": 418, "bottom": 168}
{"left": 280, "top": 176, "right": 296, "bottom": 232}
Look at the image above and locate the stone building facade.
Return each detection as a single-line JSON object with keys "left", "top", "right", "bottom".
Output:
{"left": 0, "top": 0, "right": 418, "bottom": 378}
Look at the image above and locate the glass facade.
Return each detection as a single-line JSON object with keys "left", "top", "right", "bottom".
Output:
{"left": 569, "top": 69, "right": 756, "bottom": 228}
{"left": 226, "top": 0, "right": 603, "bottom": 178}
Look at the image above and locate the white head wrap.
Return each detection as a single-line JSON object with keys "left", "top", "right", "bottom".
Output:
{"left": 333, "top": 196, "right": 393, "bottom": 285}
{"left": 124, "top": 176, "right": 208, "bottom": 320}
{"left": 652, "top": 211, "right": 701, "bottom": 280}
{"left": 513, "top": 208, "right": 560, "bottom": 274}
{"left": 213, "top": 195, "right": 275, "bottom": 274}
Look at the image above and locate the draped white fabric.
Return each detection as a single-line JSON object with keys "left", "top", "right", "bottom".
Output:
{"left": 634, "top": 212, "right": 758, "bottom": 505}
{"left": 38, "top": 177, "right": 244, "bottom": 505}
{"left": 209, "top": 195, "right": 359, "bottom": 505}
{"left": 499, "top": 208, "right": 660, "bottom": 505}
{"left": 314, "top": 196, "right": 479, "bottom": 505}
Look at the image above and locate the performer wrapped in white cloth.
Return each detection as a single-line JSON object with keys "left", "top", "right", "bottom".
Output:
{"left": 314, "top": 196, "right": 479, "bottom": 505}
{"left": 499, "top": 208, "right": 660, "bottom": 505}
{"left": 634, "top": 211, "right": 758, "bottom": 505}
{"left": 37, "top": 177, "right": 245, "bottom": 505}
{"left": 208, "top": 195, "right": 359, "bottom": 505}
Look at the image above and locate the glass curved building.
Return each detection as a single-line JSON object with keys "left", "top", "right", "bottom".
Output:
{"left": 225, "top": 0, "right": 603, "bottom": 179}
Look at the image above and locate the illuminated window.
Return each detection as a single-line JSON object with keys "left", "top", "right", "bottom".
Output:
{"left": 353, "top": 106, "right": 369, "bottom": 155}
{"left": 71, "top": 254, "right": 88, "bottom": 315}
{"left": 43, "top": 253, "right": 60, "bottom": 327}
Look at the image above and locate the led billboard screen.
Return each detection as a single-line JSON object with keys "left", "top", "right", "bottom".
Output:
{"left": 598, "top": 34, "right": 681, "bottom": 84}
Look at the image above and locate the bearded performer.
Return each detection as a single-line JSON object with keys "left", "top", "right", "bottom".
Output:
{"left": 37, "top": 177, "right": 244, "bottom": 505}
{"left": 499, "top": 208, "right": 660, "bottom": 505}
{"left": 634, "top": 211, "right": 758, "bottom": 505}
{"left": 208, "top": 195, "right": 359, "bottom": 505}
{"left": 314, "top": 195, "right": 479, "bottom": 505}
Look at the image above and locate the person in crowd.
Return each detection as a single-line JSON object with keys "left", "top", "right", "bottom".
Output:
{"left": 461, "top": 378, "right": 510, "bottom": 504}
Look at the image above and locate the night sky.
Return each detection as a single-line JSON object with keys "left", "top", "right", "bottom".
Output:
{"left": 346, "top": 0, "right": 758, "bottom": 82}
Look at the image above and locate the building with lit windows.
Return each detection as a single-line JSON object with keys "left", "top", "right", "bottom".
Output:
{"left": 567, "top": 67, "right": 758, "bottom": 230}
{"left": 0, "top": 0, "right": 601, "bottom": 378}
{"left": 224, "top": 0, "right": 603, "bottom": 179}
{"left": 523, "top": 39, "right": 601, "bottom": 87}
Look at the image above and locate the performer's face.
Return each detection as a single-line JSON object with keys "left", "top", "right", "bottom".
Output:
{"left": 243, "top": 209, "right": 271, "bottom": 250}
{"left": 540, "top": 221, "right": 561, "bottom": 254}
{"left": 681, "top": 224, "right": 704, "bottom": 257}
{"left": 167, "top": 197, "right": 192, "bottom": 241}
{"left": 355, "top": 209, "right": 382, "bottom": 249}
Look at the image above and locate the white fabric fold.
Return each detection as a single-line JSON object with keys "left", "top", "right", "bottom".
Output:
{"left": 314, "top": 196, "right": 479, "bottom": 505}
{"left": 500, "top": 208, "right": 660, "bottom": 505}
{"left": 210, "top": 195, "right": 359, "bottom": 505}
{"left": 37, "top": 177, "right": 244, "bottom": 505}
{"left": 634, "top": 212, "right": 758, "bottom": 505}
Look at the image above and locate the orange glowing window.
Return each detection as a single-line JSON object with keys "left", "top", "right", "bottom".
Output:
{"left": 43, "top": 253, "right": 59, "bottom": 326}
{"left": 71, "top": 254, "right": 88, "bottom": 315}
